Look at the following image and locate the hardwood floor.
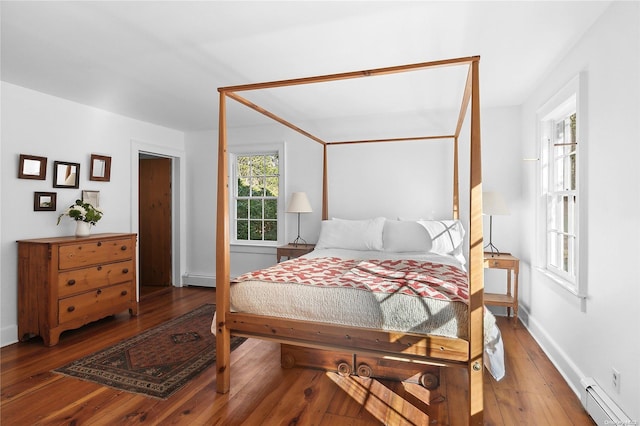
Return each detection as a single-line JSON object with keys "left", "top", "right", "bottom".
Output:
{"left": 1, "top": 286, "right": 594, "bottom": 425}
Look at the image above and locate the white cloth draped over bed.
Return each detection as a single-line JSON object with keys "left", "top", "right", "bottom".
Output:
{"left": 212, "top": 218, "right": 505, "bottom": 381}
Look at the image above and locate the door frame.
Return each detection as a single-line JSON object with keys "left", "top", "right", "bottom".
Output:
{"left": 130, "top": 139, "right": 186, "bottom": 299}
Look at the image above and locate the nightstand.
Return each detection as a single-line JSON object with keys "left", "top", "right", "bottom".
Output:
{"left": 483, "top": 252, "right": 520, "bottom": 325}
{"left": 277, "top": 244, "right": 315, "bottom": 262}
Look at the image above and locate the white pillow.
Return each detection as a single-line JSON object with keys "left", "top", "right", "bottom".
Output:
{"left": 417, "top": 220, "right": 466, "bottom": 262}
{"left": 316, "top": 217, "right": 385, "bottom": 251}
{"left": 383, "top": 220, "right": 433, "bottom": 253}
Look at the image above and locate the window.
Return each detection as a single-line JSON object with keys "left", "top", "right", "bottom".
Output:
{"left": 545, "top": 109, "right": 577, "bottom": 281}
{"left": 230, "top": 145, "right": 284, "bottom": 245}
{"left": 538, "top": 74, "right": 585, "bottom": 294}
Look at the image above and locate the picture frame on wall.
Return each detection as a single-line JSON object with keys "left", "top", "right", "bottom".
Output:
{"left": 90, "top": 154, "right": 111, "bottom": 182}
{"left": 19, "top": 154, "right": 47, "bottom": 180}
{"left": 53, "top": 161, "right": 80, "bottom": 188}
{"left": 34, "top": 192, "right": 57, "bottom": 211}
{"left": 82, "top": 190, "right": 100, "bottom": 207}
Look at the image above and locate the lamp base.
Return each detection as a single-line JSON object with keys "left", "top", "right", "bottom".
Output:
{"left": 291, "top": 236, "right": 307, "bottom": 246}
{"left": 483, "top": 242, "right": 501, "bottom": 256}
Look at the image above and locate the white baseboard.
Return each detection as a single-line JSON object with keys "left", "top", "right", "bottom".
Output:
{"left": 1, "top": 325, "right": 18, "bottom": 348}
{"left": 518, "top": 306, "right": 633, "bottom": 423}
{"left": 518, "top": 306, "right": 585, "bottom": 398}
{"left": 182, "top": 273, "right": 216, "bottom": 288}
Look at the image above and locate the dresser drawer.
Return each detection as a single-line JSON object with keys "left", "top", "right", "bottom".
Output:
{"left": 58, "top": 238, "right": 133, "bottom": 270}
{"left": 57, "top": 260, "right": 134, "bottom": 298}
{"left": 59, "top": 282, "right": 134, "bottom": 324}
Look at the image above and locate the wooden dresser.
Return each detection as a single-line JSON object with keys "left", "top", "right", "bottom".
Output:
{"left": 17, "top": 233, "right": 138, "bottom": 346}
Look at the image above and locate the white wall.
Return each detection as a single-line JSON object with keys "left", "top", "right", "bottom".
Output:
{"left": 520, "top": 2, "right": 639, "bottom": 420}
{"left": 0, "top": 82, "right": 185, "bottom": 347}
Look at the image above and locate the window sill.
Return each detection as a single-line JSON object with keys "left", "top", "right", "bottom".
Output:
{"left": 230, "top": 244, "right": 277, "bottom": 255}
{"left": 535, "top": 266, "right": 587, "bottom": 299}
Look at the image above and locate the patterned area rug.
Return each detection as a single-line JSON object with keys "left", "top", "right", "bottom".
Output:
{"left": 53, "top": 304, "right": 244, "bottom": 399}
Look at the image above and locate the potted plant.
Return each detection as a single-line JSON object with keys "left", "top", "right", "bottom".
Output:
{"left": 57, "top": 199, "right": 103, "bottom": 237}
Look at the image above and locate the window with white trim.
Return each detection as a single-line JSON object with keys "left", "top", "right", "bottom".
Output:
{"left": 230, "top": 145, "right": 284, "bottom": 246}
{"left": 538, "top": 75, "right": 583, "bottom": 291}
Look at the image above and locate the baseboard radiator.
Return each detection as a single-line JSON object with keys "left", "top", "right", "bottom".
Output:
{"left": 581, "top": 378, "right": 632, "bottom": 425}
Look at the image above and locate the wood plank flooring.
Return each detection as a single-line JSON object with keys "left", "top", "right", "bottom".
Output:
{"left": 1, "top": 286, "right": 594, "bottom": 425}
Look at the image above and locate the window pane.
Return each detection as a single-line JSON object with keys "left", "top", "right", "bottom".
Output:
{"left": 264, "top": 220, "right": 277, "bottom": 241}
{"left": 265, "top": 154, "right": 278, "bottom": 175}
{"left": 249, "top": 199, "right": 263, "bottom": 219}
{"left": 252, "top": 155, "right": 265, "bottom": 175}
{"left": 256, "top": 177, "right": 266, "bottom": 197}
{"left": 553, "top": 155, "right": 564, "bottom": 191}
{"left": 237, "top": 156, "right": 251, "bottom": 177}
{"left": 555, "top": 121, "right": 564, "bottom": 142}
{"left": 237, "top": 199, "right": 248, "bottom": 219}
{"left": 266, "top": 177, "right": 279, "bottom": 197}
{"left": 247, "top": 177, "right": 260, "bottom": 196}
{"left": 562, "top": 196, "right": 569, "bottom": 233}
{"left": 562, "top": 234, "right": 570, "bottom": 273}
{"left": 237, "top": 178, "right": 250, "bottom": 196}
{"left": 264, "top": 199, "right": 277, "bottom": 219}
{"left": 249, "top": 220, "right": 263, "bottom": 240}
{"left": 570, "top": 152, "right": 576, "bottom": 190}
{"left": 237, "top": 220, "right": 248, "bottom": 240}
{"left": 568, "top": 235, "right": 576, "bottom": 275}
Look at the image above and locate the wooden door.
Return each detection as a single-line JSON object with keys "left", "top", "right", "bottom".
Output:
{"left": 138, "top": 157, "right": 172, "bottom": 287}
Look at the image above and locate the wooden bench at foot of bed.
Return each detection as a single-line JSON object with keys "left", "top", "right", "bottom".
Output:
{"left": 281, "top": 344, "right": 441, "bottom": 390}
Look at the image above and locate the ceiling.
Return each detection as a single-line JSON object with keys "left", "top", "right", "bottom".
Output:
{"left": 1, "top": 1, "right": 611, "bottom": 135}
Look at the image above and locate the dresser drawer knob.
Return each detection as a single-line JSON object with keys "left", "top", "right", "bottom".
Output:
{"left": 97, "top": 242, "right": 102, "bottom": 247}
{"left": 120, "top": 246, "right": 127, "bottom": 251}
{"left": 121, "top": 290, "right": 128, "bottom": 296}
{"left": 122, "top": 268, "right": 129, "bottom": 274}
{"left": 67, "top": 279, "right": 76, "bottom": 286}
{"left": 96, "top": 289, "right": 102, "bottom": 295}
{"left": 67, "top": 306, "right": 75, "bottom": 312}
{"left": 97, "top": 265, "right": 102, "bottom": 271}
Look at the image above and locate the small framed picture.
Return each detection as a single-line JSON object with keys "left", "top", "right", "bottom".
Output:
{"left": 34, "top": 192, "right": 57, "bottom": 211}
{"left": 19, "top": 154, "right": 47, "bottom": 180}
{"left": 90, "top": 154, "right": 111, "bottom": 182}
{"left": 82, "top": 190, "right": 100, "bottom": 207}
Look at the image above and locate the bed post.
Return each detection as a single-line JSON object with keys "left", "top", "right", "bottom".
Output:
{"left": 468, "top": 58, "right": 484, "bottom": 424}
{"left": 215, "top": 90, "right": 232, "bottom": 394}
{"left": 322, "top": 144, "right": 329, "bottom": 220}
{"left": 453, "top": 136, "right": 460, "bottom": 220}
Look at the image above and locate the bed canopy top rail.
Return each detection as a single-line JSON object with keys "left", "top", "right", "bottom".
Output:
{"left": 216, "top": 55, "right": 484, "bottom": 423}
{"left": 219, "top": 55, "right": 479, "bottom": 94}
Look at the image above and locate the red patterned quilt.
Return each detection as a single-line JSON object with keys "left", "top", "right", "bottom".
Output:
{"left": 233, "top": 257, "right": 469, "bottom": 304}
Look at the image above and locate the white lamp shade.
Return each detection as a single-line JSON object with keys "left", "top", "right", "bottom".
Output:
{"left": 483, "top": 191, "right": 510, "bottom": 216}
{"left": 286, "top": 192, "right": 312, "bottom": 213}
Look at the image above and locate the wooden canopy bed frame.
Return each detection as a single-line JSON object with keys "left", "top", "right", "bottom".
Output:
{"left": 215, "top": 56, "right": 484, "bottom": 424}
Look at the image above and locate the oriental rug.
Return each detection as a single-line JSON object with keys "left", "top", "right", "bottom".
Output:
{"left": 53, "top": 304, "right": 244, "bottom": 399}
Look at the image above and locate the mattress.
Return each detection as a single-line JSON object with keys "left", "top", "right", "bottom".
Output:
{"left": 229, "top": 248, "right": 471, "bottom": 340}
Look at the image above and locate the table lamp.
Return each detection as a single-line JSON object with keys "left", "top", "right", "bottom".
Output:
{"left": 483, "top": 191, "right": 510, "bottom": 256}
{"left": 286, "top": 192, "right": 312, "bottom": 246}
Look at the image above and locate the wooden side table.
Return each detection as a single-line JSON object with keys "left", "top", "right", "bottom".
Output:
{"left": 483, "top": 252, "right": 520, "bottom": 325}
{"left": 277, "top": 244, "right": 315, "bottom": 262}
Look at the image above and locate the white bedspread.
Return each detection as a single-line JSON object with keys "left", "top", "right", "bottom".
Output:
{"left": 216, "top": 248, "right": 505, "bottom": 380}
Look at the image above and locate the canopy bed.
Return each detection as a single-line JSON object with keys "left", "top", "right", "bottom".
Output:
{"left": 215, "top": 56, "right": 486, "bottom": 424}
